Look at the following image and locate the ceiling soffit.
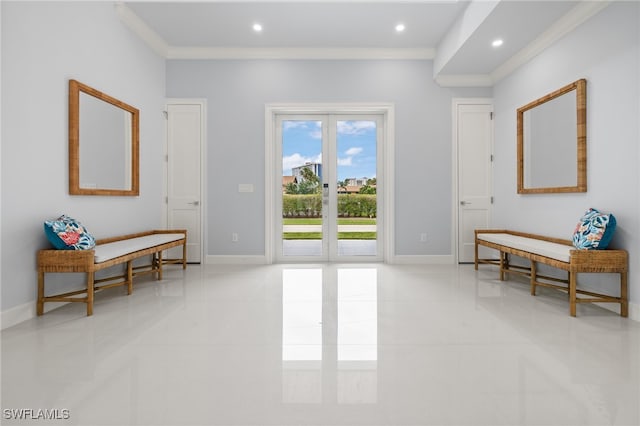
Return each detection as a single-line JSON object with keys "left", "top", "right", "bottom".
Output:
{"left": 117, "top": 1, "right": 611, "bottom": 87}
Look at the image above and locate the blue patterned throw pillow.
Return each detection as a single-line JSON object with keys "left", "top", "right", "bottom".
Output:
{"left": 572, "top": 208, "right": 616, "bottom": 250}
{"left": 44, "top": 215, "right": 96, "bottom": 250}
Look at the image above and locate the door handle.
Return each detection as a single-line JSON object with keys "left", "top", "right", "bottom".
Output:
{"left": 188, "top": 201, "right": 200, "bottom": 206}
{"left": 460, "top": 201, "right": 472, "bottom": 206}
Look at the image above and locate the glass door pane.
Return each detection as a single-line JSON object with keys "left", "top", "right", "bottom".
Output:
{"left": 276, "top": 113, "right": 382, "bottom": 262}
{"left": 281, "top": 119, "right": 325, "bottom": 258}
{"left": 335, "top": 120, "right": 378, "bottom": 257}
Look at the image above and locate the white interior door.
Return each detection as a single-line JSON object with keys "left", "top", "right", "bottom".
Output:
{"left": 166, "top": 101, "right": 204, "bottom": 263}
{"left": 275, "top": 113, "right": 383, "bottom": 262}
{"left": 457, "top": 103, "right": 493, "bottom": 263}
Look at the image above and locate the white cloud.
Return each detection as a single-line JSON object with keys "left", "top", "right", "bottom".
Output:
{"left": 309, "top": 130, "right": 322, "bottom": 139}
{"left": 283, "top": 120, "right": 323, "bottom": 139}
{"left": 283, "top": 153, "right": 322, "bottom": 173}
{"left": 282, "top": 121, "right": 306, "bottom": 131}
{"left": 337, "top": 157, "right": 353, "bottom": 166}
{"left": 336, "top": 146, "right": 363, "bottom": 167}
{"left": 337, "top": 121, "right": 376, "bottom": 135}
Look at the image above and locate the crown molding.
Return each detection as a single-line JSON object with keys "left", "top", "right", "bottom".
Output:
{"left": 116, "top": 3, "right": 433, "bottom": 60}
{"left": 491, "top": 0, "right": 612, "bottom": 83}
{"left": 166, "top": 46, "right": 435, "bottom": 60}
{"left": 117, "top": 0, "right": 611, "bottom": 85}
{"left": 115, "top": 2, "right": 169, "bottom": 57}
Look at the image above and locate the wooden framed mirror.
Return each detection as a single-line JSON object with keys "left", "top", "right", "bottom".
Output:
{"left": 517, "top": 79, "right": 586, "bottom": 194}
{"left": 69, "top": 79, "right": 139, "bottom": 196}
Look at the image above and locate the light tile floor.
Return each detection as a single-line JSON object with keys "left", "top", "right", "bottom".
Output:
{"left": 2, "top": 263, "right": 639, "bottom": 425}
{"left": 283, "top": 240, "right": 377, "bottom": 256}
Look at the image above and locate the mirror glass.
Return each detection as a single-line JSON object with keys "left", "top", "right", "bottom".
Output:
{"left": 69, "top": 80, "right": 139, "bottom": 196}
{"left": 517, "top": 79, "right": 586, "bottom": 194}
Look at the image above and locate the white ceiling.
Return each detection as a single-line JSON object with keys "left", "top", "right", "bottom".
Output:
{"left": 120, "top": 0, "right": 608, "bottom": 86}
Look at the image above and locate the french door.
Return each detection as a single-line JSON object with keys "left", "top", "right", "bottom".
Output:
{"left": 274, "top": 114, "right": 383, "bottom": 262}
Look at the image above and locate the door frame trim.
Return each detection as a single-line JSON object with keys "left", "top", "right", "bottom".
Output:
{"left": 265, "top": 103, "right": 395, "bottom": 263}
{"left": 164, "top": 98, "right": 207, "bottom": 263}
{"left": 451, "top": 98, "right": 493, "bottom": 264}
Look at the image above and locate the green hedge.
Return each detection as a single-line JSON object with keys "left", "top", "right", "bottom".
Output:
{"left": 282, "top": 194, "right": 376, "bottom": 218}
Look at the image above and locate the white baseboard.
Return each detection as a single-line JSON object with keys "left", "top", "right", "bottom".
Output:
{"left": 595, "top": 301, "right": 640, "bottom": 321}
{"left": 206, "top": 255, "right": 269, "bottom": 265}
{"left": 391, "top": 255, "right": 454, "bottom": 265}
{"left": 1, "top": 300, "right": 72, "bottom": 330}
{"left": 627, "top": 301, "right": 640, "bottom": 322}
{"left": 1, "top": 301, "right": 34, "bottom": 329}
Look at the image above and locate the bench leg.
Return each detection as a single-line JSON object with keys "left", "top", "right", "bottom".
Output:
{"left": 569, "top": 272, "right": 577, "bottom": 317}
{"left": 530, "top": 261, "right": 537, "bottom": 296}
{"left": 157, "top": 251, "right": 163, "bottom": 281}
{"left": 127, "top": 261, "right": 133, "bottom": 295}
{"left": 499, "top": 252, "right": 505, "bottom": 281}
{"left": 37, "top": 270, "right": 45, "bottom": 316}
{"left": 87, "top": 272, "right": 94, "bottom": 316}
{"left": 621, "top": 271, "right": 628, "bottom": 318}
{"left": 474, "top": 241, "right": 479, "bottom": 270}
{"left": 182, "top": 242, "right": 187, "bottom": 269}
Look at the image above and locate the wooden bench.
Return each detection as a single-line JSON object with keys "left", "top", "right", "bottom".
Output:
{"left": 37, "top": 230, "right": 187, "bottom": 316}
{"left": 474, "top": 229, "right": 628, "bottom": 317}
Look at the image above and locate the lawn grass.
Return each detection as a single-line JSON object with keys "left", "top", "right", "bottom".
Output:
{"left": 338, "top": 218, "right": 376, "bottom": 225}
{"left": 283, "top": 218, "right": 376, "bottom": 225}
{"left": 282, "top": 232, "right": 377, "bottom": 240}
{"left": 338, "top": 232, "right": 377, "bottom": 240}
{"left": 282, "top": 232, "right": 321, "bottom": 240}
{"left": 283, "top": 219, "right": 321, "bottom": 225}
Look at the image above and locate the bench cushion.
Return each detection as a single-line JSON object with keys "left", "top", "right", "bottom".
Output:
{"left": 477, "top": 233, "right": 572, "bottom": 263}
{"left": 94, "top": 233, "right": 185, "bottom": 263}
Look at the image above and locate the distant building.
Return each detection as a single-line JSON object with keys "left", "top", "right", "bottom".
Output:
{"left": 338, "top": 177, "right": 374, "bottom": 194}
{"left": 337, "top": 185, "right": 363, "bottom": 194}
{"left": 282, "top": 175, "right": 298, "bottom": 193}
{"left": 292, "top": 162, "right": 322, "bottom": 182}
{"left": 345, "top": 177, "right": 369, "bottom": 187}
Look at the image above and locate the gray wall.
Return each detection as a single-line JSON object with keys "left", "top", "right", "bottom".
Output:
{"left": 166, "top": 59, "right": 488, "bottom": 258}
{"left": 492, "top": 2, "right": 640, "bottom": 306}
{"left": 6, "top": 1, "right": 634, "bottom": 321}
{"left": 1, "top": 2, "right": 166, "bottom": 316}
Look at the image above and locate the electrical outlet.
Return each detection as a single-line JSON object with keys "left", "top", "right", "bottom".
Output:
{"left": 232, "top": 233, "right": 238, "bottom": 242}
{"left": 420, "top": 233, "right": 427, "bottom": 242}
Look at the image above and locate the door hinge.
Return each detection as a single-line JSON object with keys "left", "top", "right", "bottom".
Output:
{"left": 491, "top": 196, "right": 494, "bottom": 204}
{"left": 490, "top": 111, "right": 494, "bottom": 120}
{"left": 490, "top": 154, "right": 494, "bottom": 162}
{"left": 165, "top": 196, "right": 168, "bottom": 204}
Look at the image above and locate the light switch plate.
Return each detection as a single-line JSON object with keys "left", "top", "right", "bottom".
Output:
{"left": 238, "top": 184, "right": 254, "bottom": 193}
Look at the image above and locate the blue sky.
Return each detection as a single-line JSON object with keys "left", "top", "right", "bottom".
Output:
{"left": 282, "top": 120, "right": 377, "bottom": 182}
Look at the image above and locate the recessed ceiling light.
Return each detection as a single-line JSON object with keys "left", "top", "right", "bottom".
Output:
{"left": 253, "top": 23, "right": 263, "bottom": 32}
{"left": 492, "top": 39, "right": 504, "bottom": 47}
{"left": 395, "top": 23, "right": 406, "bottom": 33}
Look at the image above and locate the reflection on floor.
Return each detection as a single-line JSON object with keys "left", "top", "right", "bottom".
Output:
{"left": 282, "top": 240, "right": 377, "bottom": 256}
{"left": 2, "top": 263, "right": 639, "bottom": 425}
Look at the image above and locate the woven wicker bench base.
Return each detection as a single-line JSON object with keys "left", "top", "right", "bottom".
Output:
{"left": 37, "top": 230, "right": 187, "bottom": 316}
{"left": 474, "top": 229, "right": 628, "bottom": 317}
